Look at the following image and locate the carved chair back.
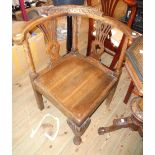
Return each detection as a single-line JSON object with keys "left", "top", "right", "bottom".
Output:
{"left": 13, "top": 5, "right": 133, "bottom": 76}
{"left": 87, "top": 0, "right": 137, "bottom": 69}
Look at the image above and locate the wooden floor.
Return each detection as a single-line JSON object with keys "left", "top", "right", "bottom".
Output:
{"left": 13, "top": 67, "right": 142, "bottom": 155}
{"left": 13, "top": 18, "right": 142, "bottom": 155}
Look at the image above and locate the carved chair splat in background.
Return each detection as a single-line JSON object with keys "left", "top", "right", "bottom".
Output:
{"left": 87, "top": 0, "right": 137, "bottom": 70}
{"left": 13, "top": 5, "right": 134, "bottom": 145}
{"left": 90, "top": 21, "right": 112, "bottom": 60}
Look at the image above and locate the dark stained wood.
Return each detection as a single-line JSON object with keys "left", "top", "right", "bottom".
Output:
{"left": 87, "top": 0, "right": 137, "bottom": 69}
{"left": 72, "top": 16, "right": 78, "bottom": 52}
{"left": 106, "top": 0, "right": 137, "bottom": 69}
{"left": 101, "top": 0, "right": 119, "bottom": 17}
{"left": 98, "top": 96, "right": 143, "bottom": 137}
{"left": 98, "top": 35, "right": 143, "bottom": 137}
{"left": 13, "top": 5, "right": 133, "bottom": 145}
{"left": 98, "top": 115, "right": 143, "bottom": 137}
{"left": 124, "top": 80, "right": 134, "bottom": 104}
{"left": 67, "top": 16, "right": 72, "bottom": 52}
{"left": 124, "top": 0, "right": 137, "bottom": 27}
{"left": 109, "top": 34, "right": 126, "bottom": 70}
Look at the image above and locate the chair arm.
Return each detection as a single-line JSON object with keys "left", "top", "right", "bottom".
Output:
{"left": 12, "top": 5, "right": 134, "bottom": 43}
{"left": 12, "top": 16, "right": 43, "bottom": 45}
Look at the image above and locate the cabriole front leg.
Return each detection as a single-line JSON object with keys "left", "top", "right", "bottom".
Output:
{"left": 67, "top": 118, "right": 91, "bottom": 145}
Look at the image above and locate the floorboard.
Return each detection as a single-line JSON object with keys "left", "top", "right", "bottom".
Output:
{"left": 13, "top": 67, "right": 142, "bottom": 155}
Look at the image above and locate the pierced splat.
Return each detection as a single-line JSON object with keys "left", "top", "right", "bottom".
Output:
{"left": 47, "top": 40, "right": 60, "bottom": 62}
{"left": 38, "top": 20, "right": 60, "bottom": 62}
{"left": 90, "top": 21, "right": 112, "bottom": 60}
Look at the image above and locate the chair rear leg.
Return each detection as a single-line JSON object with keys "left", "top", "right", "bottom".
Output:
{"left": 33, "top": 89, "right": 44, "bottom": 110}
{"left": 29, "top": 73, "right": 44, "bottom": 110}
{"left": 105, "top": 80, "right": 119, "bottom": 108}
{"left": 109, "top": 51, "right": 121, "bottom": 70}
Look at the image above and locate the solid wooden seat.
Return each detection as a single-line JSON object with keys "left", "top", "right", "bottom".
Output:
{"left": 34, "top": 53, "right": 117, "bottom": 125}
{"left": 13, "top": 5, "right": 134, "bottom": 145}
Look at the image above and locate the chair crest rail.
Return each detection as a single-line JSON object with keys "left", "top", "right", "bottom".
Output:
{"left": 13, "top": 5, "right": 133, "bottom": 45}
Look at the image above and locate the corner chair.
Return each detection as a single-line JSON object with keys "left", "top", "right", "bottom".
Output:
{"left": 13, "top": 5, "right": 134, "bottom": 145}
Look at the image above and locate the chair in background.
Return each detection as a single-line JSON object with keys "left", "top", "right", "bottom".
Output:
{"left": 13, "top": 5, "right": 133, "bottom": 145}
{"left": 87, "top": 0, "right": 137, "bottom": 70}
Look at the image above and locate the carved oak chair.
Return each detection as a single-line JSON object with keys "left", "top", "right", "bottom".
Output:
{"left": 13, "top": 5, "right": 133, "bottom": 145}
{"left": 87, "top": 0, "right": 137, "bottom": 69}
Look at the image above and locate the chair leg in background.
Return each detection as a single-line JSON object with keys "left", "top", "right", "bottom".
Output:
{"left": 105, "top": 80, "right": 119, "bottom": 107}
{"left": 124, "top": 81, "right": 134, "bottom": 104}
